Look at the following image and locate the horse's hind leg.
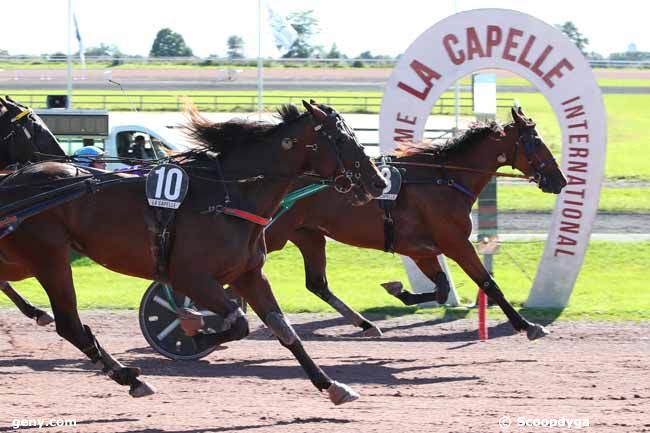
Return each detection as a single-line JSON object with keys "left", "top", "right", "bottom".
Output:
{"left": 232, "top": 268, "right": 359, "bottom": 406}
{"left": 0, "top": 281, "right": 54, "bottom": 326}
{"left": 381, "top": 257, "right": 450, "bottom": 305}
{"left": 33, "top": 256, "right": 155, "bottom": 397}
{"left": 291, "top": 228, "right": 381, "bottom": 337}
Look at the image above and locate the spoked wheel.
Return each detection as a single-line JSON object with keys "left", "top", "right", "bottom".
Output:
{"left": 138, "top": 281, "right": 243, "bottom": 361}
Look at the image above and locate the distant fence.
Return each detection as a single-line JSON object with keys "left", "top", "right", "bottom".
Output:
{"left": 16, "top": 93, "right": 514, "bottom": 114}
{"left": 1, "top": 55, "right": 649, "bottom": 69}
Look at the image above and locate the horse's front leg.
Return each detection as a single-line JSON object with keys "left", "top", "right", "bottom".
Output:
{"left": 442, "top": 238, "right": 548, "bottom": 340}
{"left": 232, "top": 268, "right": 360, "bottom": 405}
{"left": 1, "top": 280, "right": 54, "bottom": 326}
{"left": 381, "top": 257, "right": 450, "bottom": 305}
{"left": 290, "top": 228, "right": 381, "bottom": 337}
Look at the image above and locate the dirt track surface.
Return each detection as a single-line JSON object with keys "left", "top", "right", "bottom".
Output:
{"left": 1, "top": 310, "right": 649, "bottom": 433}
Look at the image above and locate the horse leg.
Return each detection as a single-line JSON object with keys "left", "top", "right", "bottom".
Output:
{"left": 381, "top": 258, "right": 450, "bottom": 305}
{"left": 169, "top": 271, "right": 249, "bottom": 346}
{"left": 442, "top": 239, "right": 548, "bottom": 340}
{"left": 291, "top": 228, "right": 381, "bottom": 337}
{"left": 33, "top": 257, "right": 155, "bottom": 397}
{"left": 1, "top": 281, "right": 54, "bottom": 325}
{"left": 232, "top": 268, "right": 360, "bottom": 406}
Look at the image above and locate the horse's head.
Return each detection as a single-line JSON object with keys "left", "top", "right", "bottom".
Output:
{"left": 0, "top": 96, "right": 65, "bottom": 169}
{"left": 505, "top": 107, "right": 567, "bottom": 194}
{"left": 299, "top": 100, "right": 386, "bottom": 204}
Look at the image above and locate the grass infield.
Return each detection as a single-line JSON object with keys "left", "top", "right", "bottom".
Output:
{"left": 3, "top": 240, "right": 648, "bottom": 322}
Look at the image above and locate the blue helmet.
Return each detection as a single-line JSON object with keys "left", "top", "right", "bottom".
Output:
{"left": 73, "top": 146, "right": 105, "bottom": 167}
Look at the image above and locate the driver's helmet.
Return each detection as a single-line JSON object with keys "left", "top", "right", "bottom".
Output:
{"left": 73, "top": 146, "right": 105, "bottom": 167}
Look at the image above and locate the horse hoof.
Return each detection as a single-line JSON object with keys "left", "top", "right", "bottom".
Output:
{"left": 327, "top": 381, "right": 360, "bottom": 406}
{"left": 380, "top": 281, "right": 404, "bottom": 297}
{"left": 527, "top": 323, "right": 550, "bottom": 340}
{"left": 36, "top": 312, "right": 54, "bottom": 326}
{"left": 129, "top": 381, "right": 156, "bottom": 398}
{"left": 362, "top": 326, "right": 383, "bottom": 338}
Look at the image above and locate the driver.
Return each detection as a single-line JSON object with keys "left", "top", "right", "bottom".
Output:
{"left": 72, "top": 145, "right": 107, "bottom": 170}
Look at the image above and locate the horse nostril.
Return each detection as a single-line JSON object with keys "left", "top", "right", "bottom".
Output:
{"left": 374, "top": 181, "right": 386, "bottom": 190}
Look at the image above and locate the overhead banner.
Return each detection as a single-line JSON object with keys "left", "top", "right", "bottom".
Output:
{"left": 379, "top": 9, "right": 607, "bottom": 307}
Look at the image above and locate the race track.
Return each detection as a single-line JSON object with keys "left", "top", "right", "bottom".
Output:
{"left": 1, "top": 310, "right": 648, "bottom": 432}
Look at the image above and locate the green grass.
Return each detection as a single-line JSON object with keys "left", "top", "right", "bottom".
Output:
{"left": 3, "top": 241, "right": 648, "bottom": 321}
{"left": 498, "top": 185, "right": 650, "bottom": 212}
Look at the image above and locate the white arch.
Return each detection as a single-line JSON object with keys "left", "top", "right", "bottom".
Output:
{"left": 379, "top": 9, "right": 606, "bottom": 307}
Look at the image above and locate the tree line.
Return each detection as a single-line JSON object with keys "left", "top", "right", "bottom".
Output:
{"left": 1, "top": 15, "right": 647, "bottom": 64}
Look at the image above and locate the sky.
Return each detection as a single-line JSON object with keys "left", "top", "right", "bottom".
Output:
{"left": 2, "top": 0, "right": 647, "bottom": 58}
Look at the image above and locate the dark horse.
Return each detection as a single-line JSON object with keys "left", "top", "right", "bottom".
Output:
{"left": 0, "top": 96, "right": 65, "bottom": 325}
{"left": 0, "top": 101, "right": 386, "bottom": 405}
{"left": 264, "top": 107, "right": 567, "bottom": 338}
{"left": 0, "top": 96, "right": 65, "bottom": 168}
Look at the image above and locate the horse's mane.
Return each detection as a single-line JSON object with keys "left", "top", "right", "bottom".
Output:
{"left": 393, "top": 120, "right": 504, "bottom": 159}
{"left": 179, "top": 104, "right": 304, "bottom": 158}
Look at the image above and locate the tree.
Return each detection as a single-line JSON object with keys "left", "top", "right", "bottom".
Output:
{"left": 283, "top": 10, "right": 319, "bottom": 58}
{"left": 149, "top": 28, "right": 193, "bottom": 57}
{"left": 85, "top": 43, "right": 122, "bottom": 57}
{"left": 226, "top": 35, "right": 245, "bottom": 59}
{"left": 556, "top": 21, "right": 589, "bottom": 55}
{"left": 325, "top": 43, "right": 342, "bottom": 59}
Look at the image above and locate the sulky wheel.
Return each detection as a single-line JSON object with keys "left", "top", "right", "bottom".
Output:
{"left": 138, "top": 281, "right": 241, "bottom": 361}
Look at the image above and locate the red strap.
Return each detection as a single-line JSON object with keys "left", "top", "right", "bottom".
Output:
{"left": 223, "top": 207, "right": 271, "bottom": 226}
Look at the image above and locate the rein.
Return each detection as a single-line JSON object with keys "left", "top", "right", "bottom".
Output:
{"left": 387, "top": 160, "right": 530, "bottom": 180}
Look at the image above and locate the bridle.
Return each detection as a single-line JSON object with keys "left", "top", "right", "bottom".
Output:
{"left": 309, "top": 108, "right": 368, "bottom": 194}
{"left": 1, "top": 108, "right": 34, "bottom": 145}
{"left": 511, "top": 122, "right": 558, "bottom": 185}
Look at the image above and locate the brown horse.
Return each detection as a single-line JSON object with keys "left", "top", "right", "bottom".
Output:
{"left": 0, "top": 101, "right": 386, "bottom": 405}
{"left": 0, "top": 96, "right": 65, "bottom": 325}
{"left": 264, "top": 107, "right": 567, "bottom": 338}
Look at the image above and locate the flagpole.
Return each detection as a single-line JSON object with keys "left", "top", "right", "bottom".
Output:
{"left": 66, "top": 0, "right": 73, "bottom": 109}
{"left": 257, "top": 0, "right": 263, "bottom": 118}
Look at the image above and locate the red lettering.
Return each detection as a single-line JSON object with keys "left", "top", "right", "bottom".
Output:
{"left": 554, "top": 248, "right": 576, "bottom": 257}
{"left": 566, "top": 189, "right": 586, "bottom": 199}
{"left": 562, "top": 208, "right": 582, "bottom": 219}
{"left": 397, "top": 60, "right": 441, "bottom": 101}
{"left": 569, "top": 120, "right": 589, "bottom": 129}
{"left": 568, "top": 161, "right": 588, "bottom": 172}
{"left": 443, "top": 34, "right": 464, "bottom": 65}
{"left": 557, "top": 235, "right": 578, "bottom": 246}
{"left": 466, "top": 27, "right": 486, "bottom": 60}
{"left": 396, "top": 113, "right": 417, "bottom": 125}
{"left": 485, "top": 25, "right": 502, "bottom": 57}
{"left": 564, "top": 104, "right": 585, "bottom": 119}
{"left": 517, "top": 34, "right": 536, "bottom": 68}
{"left": 543, "top": 58, "right": 574, "bottom": 88}
{"left": 502, "top": 28, "right": 523, "bottom": 61}
{"left": 560, "top": 220, "right": 581, "bottom": 234}
{"left": 562, "top": 96, "right": 581, "bottom": 105}
{"left": 531, "top": 45, "right": 553, "bottom": 77}
{"left": 567, "top": 175, "right": 586, "bottom": 185}
{"left": 569, "top": 135, "right": 589, "bottom": 144}
{"left": 569, "top": 147, "right": 589, "bottom": 158}
{"left": 394, "top": 128, "right": 414, "bottom": 142}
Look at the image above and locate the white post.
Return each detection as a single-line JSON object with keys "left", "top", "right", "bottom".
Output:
{"left": 66, "top": 0, "right": 73, "bottom": 109}
{"left": 256, "top": 0, "right": 263, "bottom": 118}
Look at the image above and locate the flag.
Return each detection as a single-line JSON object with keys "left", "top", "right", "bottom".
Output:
{"left": 73, "top": 13, "right": 85, "bottom": 67}
{"left": 264, "top": 1, "right": 298, "bottom": 52}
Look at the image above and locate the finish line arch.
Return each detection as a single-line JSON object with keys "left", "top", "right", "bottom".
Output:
{"left": 379, "top": 9, "right": 607, "bottom": 308}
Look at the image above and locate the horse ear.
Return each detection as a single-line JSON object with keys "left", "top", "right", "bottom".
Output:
{"left": 309, "top": 99, "right": 318, "bottom": 105}
{"left": 511, "top": 107, "right": 526, "bottom": 125}
{"left": 302, "top": 100, "right": 327, "bottom": 123}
